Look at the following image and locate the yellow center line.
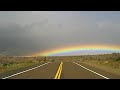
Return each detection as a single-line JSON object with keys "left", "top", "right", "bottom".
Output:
{"left": 54, "top": 62, "right": 63, "bottom": 79}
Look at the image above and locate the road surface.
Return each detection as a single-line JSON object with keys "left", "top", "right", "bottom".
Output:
{"left": 2, "top": 61, "right": 120, "bottom": 79}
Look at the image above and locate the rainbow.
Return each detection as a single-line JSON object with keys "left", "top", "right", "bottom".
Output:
{"left": 32, "top": 44, "right": 120, "bottom": 56}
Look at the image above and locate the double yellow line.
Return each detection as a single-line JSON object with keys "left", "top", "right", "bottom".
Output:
{"left": 54, "top": 62, "right": 63, "bottom": 79}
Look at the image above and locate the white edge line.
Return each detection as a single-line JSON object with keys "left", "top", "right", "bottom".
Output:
{"left": 2, "top": 62, "right": 50, "bottom": 79}
{"left": 73, "top": 62, "right": 110, "bottom": 79}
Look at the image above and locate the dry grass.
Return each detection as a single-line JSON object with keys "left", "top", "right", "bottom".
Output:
{"left": 77, "top": 53, "right": 120, "bottom": 75}
{"left": 46, "top": 53, "right": 120, "bottom": 75}
{"left": 1, "top": 53, "right": 120, "bottom": 76}
{"left": 0, "top": 56, "right": 46, "bottom": 74}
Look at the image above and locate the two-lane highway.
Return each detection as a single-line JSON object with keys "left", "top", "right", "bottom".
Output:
{"left": 2, "top": 61, "right": 120, "bottom": 79}
{"left": 4, "top": 62, "right": 60, "bottom": 79}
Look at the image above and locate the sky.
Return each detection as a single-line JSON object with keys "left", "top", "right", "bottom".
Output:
{"left": 0, "top": 11, "right": 120, "bottom": 56}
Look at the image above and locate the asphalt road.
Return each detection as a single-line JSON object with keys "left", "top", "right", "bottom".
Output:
{"left": 2, "top": 61, "right": 120, "bottom": 79}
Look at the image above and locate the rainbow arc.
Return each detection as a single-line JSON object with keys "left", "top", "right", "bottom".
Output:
{"left": 32, "top": 45, "right": 120, "bottom": 56}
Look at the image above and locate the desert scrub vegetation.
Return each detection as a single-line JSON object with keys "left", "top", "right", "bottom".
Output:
{"left": 0, "top": 56, "right": 46, "bottom": 74}
{"left": 1, "top": 53, "right": 120, "bottom": 76}
{"left": 78, "top": 53, "right": 120, "bottom": 75}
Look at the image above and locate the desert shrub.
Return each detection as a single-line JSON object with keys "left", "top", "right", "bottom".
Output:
{"left": 115, "top": 57, "right": 120, "bottom": 61}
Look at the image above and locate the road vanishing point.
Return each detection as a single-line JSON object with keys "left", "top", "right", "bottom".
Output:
{"left": 2, "top": 61, "right": 120, "bottom": 79}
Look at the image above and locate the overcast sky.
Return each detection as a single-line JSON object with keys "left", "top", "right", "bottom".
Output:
{"left": 0, "top": 11, "right": 120, "bottom": 56}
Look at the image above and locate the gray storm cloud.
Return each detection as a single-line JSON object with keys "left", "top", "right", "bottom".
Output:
{"left": 0, "top": 11, "right": 120, "bottom": 56}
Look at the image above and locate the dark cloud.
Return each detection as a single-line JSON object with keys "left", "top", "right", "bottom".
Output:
{"left": 0, "top": 11, "right": 120, "bottom": 56}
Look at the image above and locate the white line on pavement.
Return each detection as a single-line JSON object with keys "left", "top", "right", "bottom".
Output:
{"left": 2, "top": 62, "right": 50, "bottom": 79}
{"left": 73, "top": 62, "right": 110, "bottom": 79}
